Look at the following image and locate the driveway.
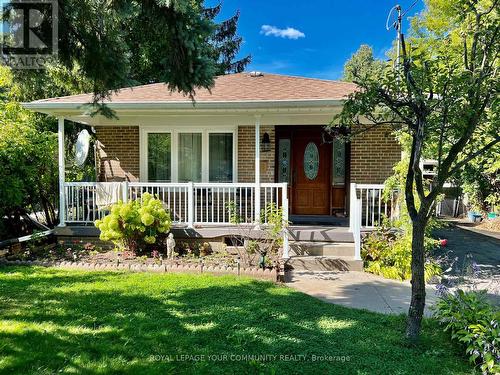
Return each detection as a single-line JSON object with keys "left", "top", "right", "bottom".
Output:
{"left": 433, "top": 223, "right": 500, "bottom": 300}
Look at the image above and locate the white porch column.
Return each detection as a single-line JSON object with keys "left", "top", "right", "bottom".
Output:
{"left": 58, "top": 117, "right": 66, "bottom": 226}
{"left": 254, "top": 115, "right": 261, "bottom": 223}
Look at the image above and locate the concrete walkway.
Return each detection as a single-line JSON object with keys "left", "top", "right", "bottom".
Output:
{"left": 287, "top": 271, "right": 438, "bottom": 316}
{"left": 286, "top": 222, "right": 499, "bottom": 315}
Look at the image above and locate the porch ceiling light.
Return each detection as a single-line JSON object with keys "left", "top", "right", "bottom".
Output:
{"left": 261, "top": 132, "right": 271, "bottom": 152}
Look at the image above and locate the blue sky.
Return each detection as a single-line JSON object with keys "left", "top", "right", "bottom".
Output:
{"left": 209, "top": 0, "right": 424, "bottom": 80}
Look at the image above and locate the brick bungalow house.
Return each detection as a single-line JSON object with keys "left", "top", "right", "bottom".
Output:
{"left": 24, "top": 72, "right": 401, "bottom": 269}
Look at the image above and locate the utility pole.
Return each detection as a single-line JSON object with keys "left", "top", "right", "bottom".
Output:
{"left": 387, "top": 1, "right": 418, "bottom": 74}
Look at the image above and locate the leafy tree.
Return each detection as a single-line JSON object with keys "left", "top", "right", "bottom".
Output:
{"left": 342, "top": 44, "right": 385, "bottom": 82}
{"left": 332, "top": 0, "right": 499, "bottom": 340}
{"left": 0, "top": 67, "right": 58, "bottom": 235}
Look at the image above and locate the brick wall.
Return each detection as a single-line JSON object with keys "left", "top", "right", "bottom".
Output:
{"left": 238, "top": 126, "right": 275, "bottom": 183}
{"left": 93, "top": 124, "right": 397, "bottom": 185}
{"left": 350, "top": 126, "right": 401, "bottom": 184}
{"left": 95, "top": 126, "right": 140, "bottom": 182}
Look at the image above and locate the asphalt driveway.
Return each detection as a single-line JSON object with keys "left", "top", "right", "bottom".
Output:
{"left": 433, "top": 222, "right": 500, "bottom": 300}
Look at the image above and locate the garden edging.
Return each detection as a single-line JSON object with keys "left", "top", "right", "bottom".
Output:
{"left": 0, "top": 259, "right": 278, "bottom": 282}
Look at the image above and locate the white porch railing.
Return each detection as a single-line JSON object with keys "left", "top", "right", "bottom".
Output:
{"left": 64, "top": 182, "right": 288, "bottom": 226}
{"left": 349, "top": 183, "right": 398, "bottom": 261}
{"left": 349, "top": 183, "right": 397, "bottom": 229}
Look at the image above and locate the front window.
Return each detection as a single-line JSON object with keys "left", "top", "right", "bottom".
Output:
{"left": 148, "top": 133, "right": 171, "bottom": 181}
{"left": 178, "top": 133, "right": 202, "bottom": 182}
{"left": 209, "top": 133, "right": 233, "bottom": 182}
{"left": 145, "top": 129, "right": 234, "bottom": 182}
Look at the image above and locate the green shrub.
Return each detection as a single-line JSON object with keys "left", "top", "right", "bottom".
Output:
{"left": 95, "top": 193, "right": 172, "bottom": 253}
{"left": 433, "top": 289, "right": 500, "bottom": 374}
{"left": 362, "top": 224, "right": 441, "bottom": 281}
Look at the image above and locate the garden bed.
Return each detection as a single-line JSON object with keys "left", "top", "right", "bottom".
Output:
{"left": 476, "top": 217, "right": 500, "bottom": 233}
{"left": 1, "top": 237, "right": 280, "bottom": 281}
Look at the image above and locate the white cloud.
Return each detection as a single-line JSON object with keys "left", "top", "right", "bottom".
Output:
{"left": 260, "top": 25, "right": 305, "bottom": 40}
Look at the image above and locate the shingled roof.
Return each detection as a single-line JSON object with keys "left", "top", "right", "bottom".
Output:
{"left": 31, "top": 72, "right": 357, "bottom": 104}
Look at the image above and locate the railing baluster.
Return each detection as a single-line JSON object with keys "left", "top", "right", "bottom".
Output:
{"left": 222, "top": 187, "right": 224, "bottom": 223}
{"left": 365, "top": 189, "right": 368, "bottom": 227}
{"left": 205, "top": 188, "right": 209, "bottom": 223}
{"left": 244, "top": 187, "right": 248, "bottom": 222}
{"left": 371, "top": 188, "right": 375, "bottom": 227}
{"left": 250, "top": 187, "right": 253, "bottom": 223}
{"left": 378, "top": 189, "right": 382, "bottom": 226}
{"left": 77, "top": 186, "right": 80, "bottom": 222}
{"left": 92, "top": 186, "right": 96, "bottom": 222}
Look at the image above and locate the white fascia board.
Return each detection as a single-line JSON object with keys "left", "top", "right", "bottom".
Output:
{"left": 22, "top": 98, "right": 344, "bottom": 114}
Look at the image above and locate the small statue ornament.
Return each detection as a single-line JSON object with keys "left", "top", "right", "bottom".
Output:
{"left": 166, "top": 233, "right": 175, "bottom": 259}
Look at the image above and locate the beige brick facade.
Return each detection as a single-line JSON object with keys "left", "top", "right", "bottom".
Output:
{"left": 237, "top": 126, "right": 275, "bottom": 183}
{"left": 350, "top": 126, "right": 401, "bottom": 184}
{"left": 94, "top": 124, "right": 399, "bottom": 185}
{"left": 95, "top": 126, "right": 140, "bottom": 182}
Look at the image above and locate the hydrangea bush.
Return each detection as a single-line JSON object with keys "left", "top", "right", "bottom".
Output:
{"left": 95, "top": 193, "right": 171, "bottom": 254}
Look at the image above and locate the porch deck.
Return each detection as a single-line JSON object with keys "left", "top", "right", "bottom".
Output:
{"left": 55, "top": 223, "right": 354, "bottom": 243}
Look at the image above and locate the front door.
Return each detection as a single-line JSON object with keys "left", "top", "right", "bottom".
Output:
{"left": 292, "top": 129, "right": 331, "bottom": 215}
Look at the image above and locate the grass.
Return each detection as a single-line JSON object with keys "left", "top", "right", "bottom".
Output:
{"left": 0, "top": 266, "right": 473, "bottom": 374}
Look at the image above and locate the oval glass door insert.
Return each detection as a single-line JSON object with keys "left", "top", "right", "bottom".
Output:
{"left": 304, "top": 142, "right": 319, "bottom": 180}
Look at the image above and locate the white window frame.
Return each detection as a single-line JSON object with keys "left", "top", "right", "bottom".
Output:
{"left": 177, "top": 130, "right": 203, "bottom": 182}
{"left": 142, "top": 130, "right": 173, "bottom": 182}
{"left": 140, "top": 125, "right": 237, "bottom": 183}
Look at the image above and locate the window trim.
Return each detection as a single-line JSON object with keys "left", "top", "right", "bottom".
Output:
{"left": 140, "top": 125, "right": 237, "bottom": 183}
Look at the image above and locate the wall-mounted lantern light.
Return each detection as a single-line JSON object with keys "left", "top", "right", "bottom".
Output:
{"left": 261, "top": 132, "right": 271, "bottom": 152}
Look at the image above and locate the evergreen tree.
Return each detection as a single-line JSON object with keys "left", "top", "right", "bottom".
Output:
{"left": 11, "top": 0, "right": 249, "bottom": 105}
{"left": 204, "top": 4, "right": 251, "bottom": 75}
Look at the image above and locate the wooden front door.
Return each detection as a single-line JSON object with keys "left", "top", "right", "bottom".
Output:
{"left": 292, "top": 130, "right": 331, "bottom": 215}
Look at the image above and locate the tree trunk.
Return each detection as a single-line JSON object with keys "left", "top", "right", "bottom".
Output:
{"left": 406, "top": 217, "right": 427, "bottom": 341}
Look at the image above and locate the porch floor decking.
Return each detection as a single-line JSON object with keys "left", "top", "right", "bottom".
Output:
{"left": 54, "top": 224, "right": 354, "bottom": 243}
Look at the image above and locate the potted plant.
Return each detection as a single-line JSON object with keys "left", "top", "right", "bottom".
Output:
{"left": 485, "top": 193, "right": 499, "bottom": 219}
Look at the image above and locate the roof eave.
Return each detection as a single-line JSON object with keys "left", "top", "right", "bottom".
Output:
{"left": 22, "top": 99, "right": 345, "bottom": 114}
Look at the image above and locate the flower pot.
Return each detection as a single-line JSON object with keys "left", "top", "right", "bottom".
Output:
{"left": 487, "top": 212, "right": 498, "bottom": 219}
{"left": 467, "top": 211, "right": 482, "bottom": 223}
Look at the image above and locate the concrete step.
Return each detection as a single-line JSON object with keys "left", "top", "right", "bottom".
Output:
{"left": 287, "top": 256, "right": 363, "bottom": 272}
{"left": 288, "top": 226, "right": 353, "bottom": 243}
{"left": 290, "top": 241, "right": 355, "bottom": 257}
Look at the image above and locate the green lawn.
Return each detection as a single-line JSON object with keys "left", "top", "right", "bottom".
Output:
{"left": 0, "top": 266, "right": 472, "bottom": 374}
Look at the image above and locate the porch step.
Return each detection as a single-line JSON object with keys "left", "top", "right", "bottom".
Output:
{"left": 287, "top": 256, "right": 363, "bottom": 272}
{"left": 288, "top": 226, "right": 354, "bottom": 243}
{"left": 290, "top": 241, "right": 355, "bottom": 257}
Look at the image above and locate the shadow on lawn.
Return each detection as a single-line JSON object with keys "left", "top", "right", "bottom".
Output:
{"left": 0, "top": 266, "right": 471, "bottom": 375}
